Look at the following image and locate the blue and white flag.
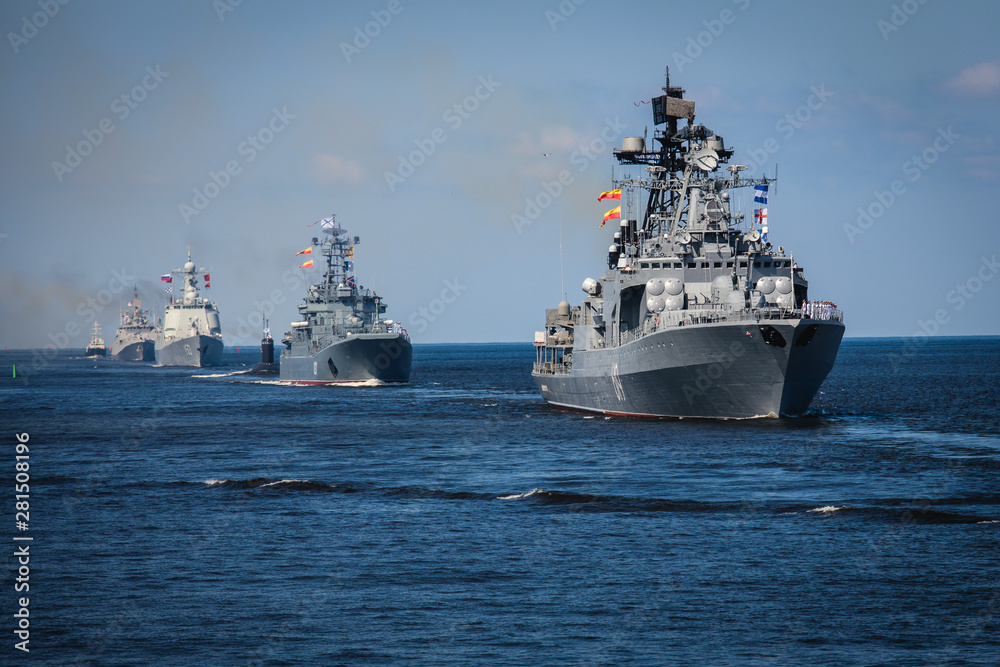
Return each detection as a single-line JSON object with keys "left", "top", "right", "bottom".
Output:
{"left": 319, "top": 216, "right": 335, "bottom": 229}
{"left": 754, "top": 184, "right": 768, "bottom": 204}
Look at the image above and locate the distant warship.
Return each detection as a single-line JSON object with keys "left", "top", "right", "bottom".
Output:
{"left": 532, "top": 68, "right": 844, "bottom": 418}
{"left": 111, "top": 288, "right": 156, "bottom": 361}
{"left": 280, "top": 215, "right": 411, "bottom": 384}
{"left": 84, "top": 322, "right": 106, "bottom": 357}
{"left": 154, "top": 250, "right": 223, "bottom": 367}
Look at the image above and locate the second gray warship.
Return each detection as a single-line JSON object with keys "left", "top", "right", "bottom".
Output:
{"left": 111, "top": 288, "right": 157, "bottom": 361}
{"left": 532, "top": 69, "right": 844, "bottom": 418}
{"left": 154, "top": 250, "right": 224, "bottom": 367}
{"left": 279, "top": 215, "right": 411, "bottom": 384}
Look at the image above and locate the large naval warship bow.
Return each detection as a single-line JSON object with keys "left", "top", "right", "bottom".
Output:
{"left": 533, "top": 69, "right": 844, "bottom": 418}
{"left": 154, "top": 250, "right": 224, "bottom": 367}
{"left": 279, "top": 216, "right": 411, "bottom": 384}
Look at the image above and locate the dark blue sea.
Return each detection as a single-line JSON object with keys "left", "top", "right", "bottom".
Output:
{"left": 2, "top": 338, "right": 998, "bottom": 666}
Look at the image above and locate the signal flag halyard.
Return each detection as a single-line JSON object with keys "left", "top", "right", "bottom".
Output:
{"left": 600, "top": 205, "right": 621, "bottom": 228}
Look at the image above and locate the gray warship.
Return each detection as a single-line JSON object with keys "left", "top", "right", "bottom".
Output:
{"left": 84, "top": 321, "right": 106, "bottom": 357}
{"left": 279, "top": 215, "right": 411, "bottom": 384}
{"left": 111, "top": 288, "right": 157, "bottom": 361}
{"left": 154, "top": 250, "right": 224, "bottom": 367}
{"left": 532, "top": 69, "right": 844, "bottom": 418}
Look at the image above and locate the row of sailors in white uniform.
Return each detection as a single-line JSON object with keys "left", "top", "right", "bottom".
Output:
{"left": 802, "top": 300, "right": 838, "bottom": 320}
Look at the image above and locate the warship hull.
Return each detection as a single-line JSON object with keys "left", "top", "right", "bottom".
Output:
{"left": 280, "top": 332, "right": 411, "bottom": 384}
{"left": 533, "top": 319, "right": 844, "bottom": 419}
{"left": 112, "top": 339, "right": 155, "bottom": 362}
{"left": 155, "top": 335, "right": 223, "bottom": 367}
{"left": 84, "top": 346, "right": 106, "bottom": 358}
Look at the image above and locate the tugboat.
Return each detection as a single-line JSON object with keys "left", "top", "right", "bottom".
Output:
{"left": 532, "top": 68, "right": 844, "bottom": 418}
{"left": 111, "top": 288, "right": 156, "bottom": 361}
{"left": 84, "top": 322, "right": 106, "bottom": 357}
{"left": 279, "top": 215, "right": 411, "bottom": 384}
{"left": 154, "top": 249, "right": 224, "bottom": 367}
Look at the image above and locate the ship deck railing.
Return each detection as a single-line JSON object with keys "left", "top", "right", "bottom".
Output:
{"left": 616, "top": 306, "right": 843, "bottom": 346}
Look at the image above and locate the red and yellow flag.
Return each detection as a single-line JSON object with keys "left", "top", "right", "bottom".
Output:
{"left": 298, "top": 259, "right": 314, "bottom": 268}
{"left": 295, "top": 247, "right": 313, "bottom": 256}
{"left": 598, "top": 188, "right": 621, "bottom": 202}
{"left": 600, "top": 205, "right": 621, "bottom": 228}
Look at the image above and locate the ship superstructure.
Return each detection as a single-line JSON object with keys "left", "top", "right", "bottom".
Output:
{"left": 111, "top": 288, "right": 157, "bottom": 361}
{"left": 154, "top": 250, "right": 223, "bottom": 367}
{"left": 280, "top": 215, "right": 411, "bottom": 384}
{"left": 532, "top": 69, "right": 844, "bottom": 418}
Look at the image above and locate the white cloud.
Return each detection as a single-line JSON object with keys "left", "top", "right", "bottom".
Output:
{"left": 942, "top": 61, "right": 1000, "bottom": 97}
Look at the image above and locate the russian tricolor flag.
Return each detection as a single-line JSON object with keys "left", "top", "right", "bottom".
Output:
{"left": 160, "top": 275, "right": 172, "bottom": 283}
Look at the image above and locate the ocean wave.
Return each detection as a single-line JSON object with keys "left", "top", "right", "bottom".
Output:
{"left": 202, "top": 478, "right": 351, "bottom": 492}
{"left": 195, "top": 480, "right": 999, "bottom": 523}
{"left": 497, "top": 489, "right": 544, "bottom": 501}
{"left": 807, "top": 505, "right": 851, "bottom": 514}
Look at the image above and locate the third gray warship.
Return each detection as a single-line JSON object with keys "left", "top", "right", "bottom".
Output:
{"left": 532, "top": 68, "right": 844, "bottom": 418}
{"left": 111, "top": 288, "right": 157, "bottom": 361}
{"left": 279, "top": 215, "right": 411, "bottom": 384}
{"left": 154, "top": 250, "right": 224, "bottom": 367}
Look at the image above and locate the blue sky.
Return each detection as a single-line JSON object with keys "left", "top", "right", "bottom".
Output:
{"left": 1, "top": 0, "right": 998, "bottom": 348}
